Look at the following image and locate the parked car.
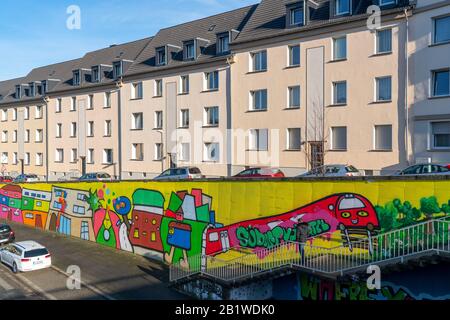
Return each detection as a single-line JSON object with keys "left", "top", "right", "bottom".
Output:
{"left": 299, "top": 165, "right": 363, "bottom": 177}
{"left": 0, "top": 241, "right": 51, "bottom": 273}
{"left": 234, "top": 167, "right": 285, "bottom": 179}
{"left": 153, "top": 167, "right": 204, "bottom": 180}
{"left": 13, "top": 174, "right": 39, "bottom": 183}
{"left": 79, "top": 172, "right": 113, "bottom": 181}
{"left": 0, "top": 176, "right": 14, "bottom": 183}
{"left": 395, "top": 163, "right": 450, "bottom": 176}
{"left": 0, "top": 224, "right": 15, "bottom": 245}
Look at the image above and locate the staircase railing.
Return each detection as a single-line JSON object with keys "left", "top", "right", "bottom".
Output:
{"left": 170, "top": 218, "right": 450, "bottom": 283}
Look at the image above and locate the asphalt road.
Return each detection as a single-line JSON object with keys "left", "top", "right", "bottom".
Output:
{"left": 0, "top": 219, "right": 186, "bottom": 300}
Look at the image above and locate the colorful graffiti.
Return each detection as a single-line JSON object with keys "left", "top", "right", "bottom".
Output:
{"left": 0, "top": 180, "right": 448, "bottom": 270}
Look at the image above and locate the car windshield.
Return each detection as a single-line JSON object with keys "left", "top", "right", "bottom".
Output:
{"left": 0, "top": 225, "right": 10, "bottom": 232}
{"left": 345, "top": 166, "right": 359, "bottom": 173}
{"left": 98, "top": 173, "right": 110, "bottom": 178}
{"left": 24, "top": 248, "right": 49, "bottom": 258}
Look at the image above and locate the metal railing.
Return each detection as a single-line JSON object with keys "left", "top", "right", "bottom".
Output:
{"left": 170, "top": 218, "right": 450, "bottom": 283}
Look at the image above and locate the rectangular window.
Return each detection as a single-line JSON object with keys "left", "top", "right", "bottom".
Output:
{"left": 87, "top": 149, "right": 94, "bottom": 164}
{"left": 180, "top": 75, "right": 190, "bottom": 94}
{"left": 374, "top": 125, "right": 392, "bottom": 150}
{"left": 376, "top": 29, "right": 392, "bottom": 53}
{"left": 24, "top": 153, "right": 30, "bottom": 165}
{"left": 154, "top": 79, "right": 163, "bottom": 97}
{"left": 287, "top": 128, "right": 302, "bottom": 150}
{"left": 132, "top": 113, "right": 143, "bottom": 130}
{"left": 113, "top": 61, "right": 122, "bottom": 78}
{"left": 184, "top": 41, "right": 195, "bottom": 60}
{"left": 13, "top": 153, "right": 18, "bottom": 165}
{"left": 12, "top": 108, "right": 17, "bottom": 121}
{"left": 180, "top": 143, "right": 190, "bottom": 161}
{"left": 251, "top": 51, "right": 267, "bottom": 72}
{"left": 70, "top": 122, "right": 77, "bottom": 137}
{"left": 35, "top": 129, "right": 43, "bottom": 142}
{"left": 333, "top": 81, "right": 347, "bottom": 104}
{"left": 56, "top": 124, "right": 62, "bottom": 138}
{"left": 1, "top": 152, "right": 7, "bottom": 164}
{"left": 154, "top": 111, "right": 163, "bottom": 129}
{"left": 156, "top": 47, "right": 166, "bottom": 66}
{"left": 71, "top": 97, "right": 76, "bottom": 111}
{"left": 434, "top": 16, "right": 450, "bottom": 44}
{"left": 1, "top": 131, "right": 7, "bottom": 143}
{"left": 1, "top": 110, "right": 6, "bottom": 121}
{"left": 24, "top": 107, "right": 29, "bottom": 120}
{"left": 250, "top": 89, "right": 268, "bottom": 111}
{"left": 132, "top": 82, "right": 143, "bottom": 99}
{"left": 104, "top": 120, "right": 112, "bottom": 137}
{"left": 36, "top": 153, "right": 43, "bottom": 166}
{"left": 25, "top": 130, "right": 30, "bottom": 143}
{"left": 35, "top": 105, "right": 43, "bottom": 119}
{"left": 218, "top": 34, "right": 230, "bottom": 53}
{"left": 70, "top": 149, "right": 77, "bottom": 163}
{"left": 336, "top": 0, "right": 350, "bottom": 15}
{"left": 88, "top": 95, "right": 94, "bottom": 109}
{"left": 92, "top": 66, "right": 100, "bottom": 82}
{"left": 204, "top": 107, "right": 219, "bottom": 126}
{"left": 249, "top": 129, "right": 269, "bottom": 151}
{"left": 331, "top": 127, "right": 347, "bottom": 150}
{"left": 12, "top": 130, "right": 17, "bottom": 143}
{"left": 180, "top": 109, "right": 189, "bottom": 128}
{"left": 73, "top": 70, "right": 80, "bottom": 86}
{"left": 131, "top": 143, "right": 144, "bottom": 161}
{"left": 290, "top": 7, "right": 304, "bottom": 25}
{"left": 289, "top": 45, "right": 301, "bottom": 66}
{"left": 288, "top": 86, "right": 301, "bottom": 108}
{"left": 432, "top": 69, "right": 450, "bottom": 97}
{"left": 103, "top": 149, "right": 113, "bottom": 164}
{"left": 55, "top": 149, "right": 64, "bottom": 162}
{"left": 104, "top": 92, "right": 111, "bottom": 108}
{"left": 56, "top": 98, "right": 62, "bottom": 113}
{"left": 87, "top": 121, "right": 94, "bottom": 137}
{"left": 431, "top": 121, "right": 450, "bottom": 148}
{"left": 376, "top": 76, "right": 392, "bottom": 101}
{"left": 333, "top": 36, "right": 347, "bottom": 60}
{"left": 154, "top": 143, "right": 163, "bottom": 160}
{"left": 205, "top": 71, "right": 219, "bottom": 91}
{"left": 204, "top": 143, "right": 220, "bottom": 162}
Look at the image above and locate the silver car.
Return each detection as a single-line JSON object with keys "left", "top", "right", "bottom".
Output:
{"left": 395, "top": 163, "right": 450, "bottom": 176}
{"left": 153, "top": 167, "right": 204, "bottom": 181}
{"left": 299, "top": 165, "right": 363, "bottom": 177}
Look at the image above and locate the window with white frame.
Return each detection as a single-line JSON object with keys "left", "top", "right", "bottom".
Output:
{"left": 333, "top": 36, "right": 347, "bottom": 60}
{"left": 287, "top": 128, "right": 301, "bottom": 150}
{"left": 70, "top": 122, "right": 77, "bottom": 137}
{"left": 24, "top": 107, "right": 29, "bottom": 120}
{"left": 434, "top": 16, "right": 450, "bottom": 44}
{"left": 331, "top": 126, "right": 347, "bottom": 150}
{"left": 55, "top": 149, "right": 64, "bottom": 162}
{"left": 288, "top": 86, "right": 301, "bottom": 108}
{"left": 376, "top": 76, "right": 392, "bottom": 101}
{"left": 289, "top": 6, "right": 304, "bottom": 26}
{"left": 25, "top": 129, "right": 30, "bottom": 143}
{"left": 376, "top": 29, "right": 392, "bottom": 53}
{"left": 204, "top": 107, "right": 219, "bottom": 126}
{"left": 132, "top": 113, "right": 143, "bottom": 130}
{"left": 12, "top": 108, "right": 17, "bottom": 121}
{"left": 104, "top": 92, "right": 111, "bottom": 108}
{"left": 156, "top": 47, "right": 166, "bottom": 66}
{"left": 131, "top": 143, "right": 144, "bottom": 161}
{"left": 251, "top": 51, "right": 267, "bottom": 72}
{"left": 70, "top": 149, "right": 77, "bottom": 163}
{"left": 0, "top": 110, "right": 6, "bottom": 122}
{"left": 205, "top": 71, "right": 219, "bottom": 91}
{"left": 431, "top": 121, "right": 450, "bottom": 149}
{"left": 88, "top": 95, "right": 94, "bottom": 110}
{"left": 432, "top": 69, "right": 450, "bottom": 97}
{"left": 184, "top": 41, "right": 195, "bottom": 60}
{"left": 180, "top": 109, "right": 189, "bottom": 128}
{"left": 87, "top": 121, "right": 94, "bottom": 137}
{"left": 335, "top": 0, "right": 350, "bottom": 15}
{"left": 35, "top": 129, "right": 43, "bottom": 142}
{"left": 132, "top": 82, "right": 143, "bottom": 99}
{"left": 374, "top": 125, "right": 392, "bottom": 150}
{"left": 87, "top": 149, "right": 94, "bottom": 164}
{"left": 92, "top": 66, "right": 100, "bottom": 83}
{"left": 103, "top": 149, "right": 113, "bottom": 164}
{"left": 1, "top": 152, "right": 7, "bottom": 164}
{"left": 24, "top": 152, "right": 30, "bottom": 165}
{"left": 56, "top": 98, "right": 62, "bottom": 112}
{"left": 333, "top": 81, "right": 347, "bottom": 104}
{"left": 217, "top": 33, "right": 230, "bottom": 54}
{"left": 12, "top": 152, "right": 18, "bottom": 165}
{"left": 104, "top": 120, "right": 112, "bottom": 137}
{"left": 36, "top": 153, "right": 43, "bottom": 166}
{"left": 70, "top": 97, "right": 76, "bottom": 111}
{"left": 288, "top": 45, "right": 300, "bottom": 67}
{"left": 12, "top": 130, "right": 17, "bottom": 143}
{"left": 204, "top": 143, "right": 220, "bottom": 162}
{"left": 154, "top": 79, "right": 163, "bottom": 97}
{"left": 180, "top": 75, "right": 189, "bottom": 94}
{"left": 179, "top": 143, "right": 190, "bottom": 161}
{"left": 35, "top": 105, "right": 43, "bottom": 119}
{"left": 249, "top": 129, "right": 269, "bottom": 151}
{"left": 154, "top": 143, "right": 163, "bottom": 160}
{"left": 56, "top": 123, "right": 62, "bottom": 138}
{"left": 113, "top": 61, "right": 123, "bottom": 78}
{"left": 250, "top": 89, "right": 268, "bottom": 111}
{"left": 154, "top": 111, "right": 163, "bottom": 129}
{"left": 1, "top": 131, "right": 7, "bottom": 143}
{"left": 81, "top": 221, "right": 89, "bottom": 240}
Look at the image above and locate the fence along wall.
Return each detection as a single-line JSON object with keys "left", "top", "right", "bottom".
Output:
{"left": 0, "top": 179, "right": 449, "bottom": 266}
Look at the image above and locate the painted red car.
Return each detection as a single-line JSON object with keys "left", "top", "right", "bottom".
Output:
{"left": 0, "top": 176, "right": 13, "bottom": 183}
{"left": 233, "top": 167, "right": 285, "bottom": 179}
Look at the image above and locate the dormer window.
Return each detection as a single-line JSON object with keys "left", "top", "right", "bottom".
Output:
{"left": 73, "top": 70, "right": 81, "bottom": 86}
{"left": 184, "top": 41, "right": 195, "bottom": 60}
{"left": 287, "top": 3, "right": 304, "bottom": 27}
{"left": 156, "top": 47, "right": 167, "bottom": 66}
{"left": 42, "top": 81, "right": 48, "bottom": 94}
{"left": 15, "top": 86, "right": 21, "bottom": 99}
{"left": 379, "top": 0, "right": 396, "bottom": 6}
{"left": 37, "top": 85, "right": 42, "bottom": 95}
{"left": 113, "top": 61, "right": 123, "bottom": 78}
{"left": 29, "top": 83, "right": 35, "bottom": 97}
{"left": 335, "top": 0, "right": 351, "bottom": 15}
{"left": 92, "top": 66, "right": 100, "bottom": 82}
{"left": 217, "top": 33, "right": 230, "bottom": 54}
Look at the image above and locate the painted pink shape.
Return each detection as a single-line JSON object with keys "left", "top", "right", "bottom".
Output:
{"left": 97, "top": 189, "right": 104, "bottom": 200}
{"left": 11, "top": 209, "right": 23, "bottom": 224}
{"left": 0, "top": 205, "right": 8, "bottom": 219}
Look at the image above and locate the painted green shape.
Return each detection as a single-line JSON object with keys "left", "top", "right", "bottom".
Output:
{"left": 22, "top": 197, "right": 35, "bottom": 211}
{"left": 167, "top": 192, "right": 183, "bottom": 213}
{"left": 8, "top": 198, "right": 22, "bottom": 209}
{"left": 96, "top": 225, "right": 116, "bottom": 248}
{"left": 195, "top": 204, "right": 210, "bottom": 223}
{"left": 132, "top": 189, "right": 164, "bottom": 208}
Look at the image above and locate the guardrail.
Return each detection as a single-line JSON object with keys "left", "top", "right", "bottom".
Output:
{"left": 170, "top": 218, "right": 450, "bottom": 283}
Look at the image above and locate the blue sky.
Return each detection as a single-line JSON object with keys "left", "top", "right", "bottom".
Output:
{"left": 0, "top": 0, "right": 258, "bottom": 81}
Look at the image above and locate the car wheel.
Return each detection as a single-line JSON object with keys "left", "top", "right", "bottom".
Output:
{"left": 12, "top": 262, "right": 18, "bottom": 274}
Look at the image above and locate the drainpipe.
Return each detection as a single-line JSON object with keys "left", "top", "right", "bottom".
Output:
{"left": 404, "top": 8, "right": 410, "bottom": 165}
{"left": 44, "top": 96, "right": 50, "bottom": 182}
{"left": 116, "top": 79, "right": 123, "bottom": 180}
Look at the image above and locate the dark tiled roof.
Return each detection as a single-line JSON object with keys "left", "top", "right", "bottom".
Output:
{"left": 235, "top": 0, "right": 410, "bottom": 44}
{"left": 126, "top": 5, "right": 258, "bottom": 76}
{"left": 0, "top": 77, "right": 25, "bottom": 104}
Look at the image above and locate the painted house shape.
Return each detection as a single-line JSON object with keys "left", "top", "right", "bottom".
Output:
{"left": 22, "top": 189, "right": 52, "bottom": 229}
{"left": 0, "top": 184, "right": 23, "bottom": 223}
{"left": 46, "top": 187, "right": 94, "bottom": 241}
{"left": 129, "top": 189, "right": 164, "bottom": 251}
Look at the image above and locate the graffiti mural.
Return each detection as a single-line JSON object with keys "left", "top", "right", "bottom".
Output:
{"left": 0, "top": 180, "right": 447, "bottom": 272}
